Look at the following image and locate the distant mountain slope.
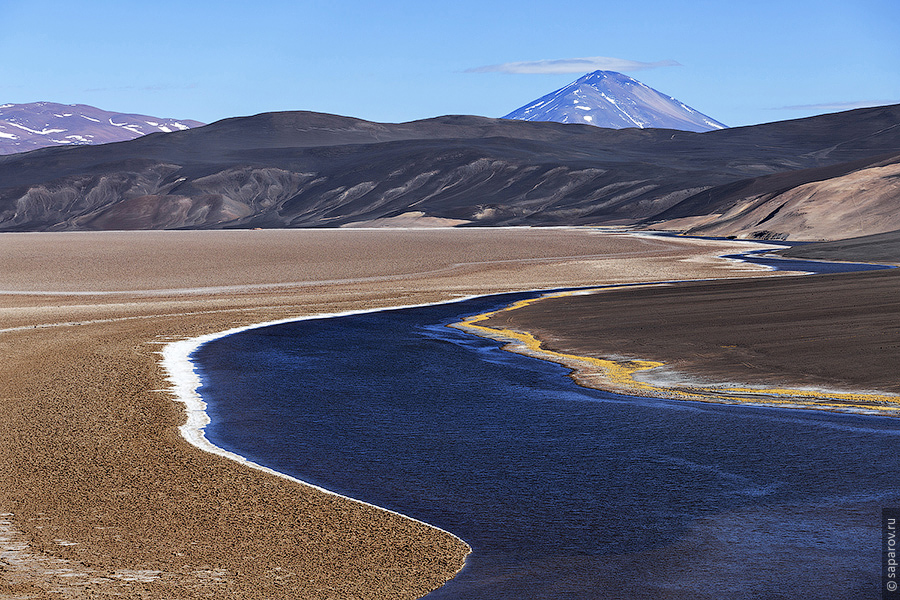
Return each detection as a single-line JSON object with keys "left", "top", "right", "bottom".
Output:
{"left": 503, "top": 71, "right": 726, "bottom": 132}
{"left": 0, "top": 102, "right": 204, "bottom": 155}
{"left": 0, "top": 104, "right": 897, "bottom": 235}
{"left": 646, "top": 152, "right": 900, "bottom": 241}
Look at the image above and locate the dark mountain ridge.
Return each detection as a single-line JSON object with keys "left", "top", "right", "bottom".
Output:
{"left": 1, "top": 104, "right": 898, "bottom": 234}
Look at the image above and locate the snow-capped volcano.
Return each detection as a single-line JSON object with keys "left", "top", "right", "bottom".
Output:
{"left": 0, "top": 102, "right": 204, "bottom": 155}
{"left": 503, "top": 71, "right": 726, "bottom": 132}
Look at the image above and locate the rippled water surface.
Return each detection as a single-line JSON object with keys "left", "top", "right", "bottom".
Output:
{"left": 193, "top": 259, "right": 897, "bottom": 599}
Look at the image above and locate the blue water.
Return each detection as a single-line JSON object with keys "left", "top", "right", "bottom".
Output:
{"left": 724, "top": 250, "right": 893, "bottom": 274}
{"left": 192, "top": 256, "right": 898, "bottom": 599}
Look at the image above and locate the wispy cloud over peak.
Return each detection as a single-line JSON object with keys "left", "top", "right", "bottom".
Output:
{"left": 466, "top": 56, "right": 681, "bottom": 75}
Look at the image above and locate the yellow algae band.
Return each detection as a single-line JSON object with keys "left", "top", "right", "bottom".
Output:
{"left": 450, "top": 288, "right": 900, "bottom": 416}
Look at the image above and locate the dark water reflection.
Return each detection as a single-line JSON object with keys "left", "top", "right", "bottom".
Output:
{"left": 193, "top": 257, "right": 897, "bottom": 599}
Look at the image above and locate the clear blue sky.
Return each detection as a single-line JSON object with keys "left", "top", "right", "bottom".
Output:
{"left": 1, "top": 0, "right": 897, "bottom": 128}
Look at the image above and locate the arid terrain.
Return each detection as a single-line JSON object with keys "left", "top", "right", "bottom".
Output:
{"left": 0, "top": 228, "right": 786, "bottom": 599}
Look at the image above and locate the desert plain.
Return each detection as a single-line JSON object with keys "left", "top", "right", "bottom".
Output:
{"left": 0, "top": 227, "right": 895, "bottom": 599}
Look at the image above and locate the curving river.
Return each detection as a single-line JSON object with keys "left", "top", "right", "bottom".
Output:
{"left": 191, "top": 255, "right": 897, "bottom": 599}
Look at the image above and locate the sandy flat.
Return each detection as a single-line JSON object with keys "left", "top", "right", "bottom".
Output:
{"left": 0, "top": 228, "right": 782, "bottom": 599}
{"left": 481, "top": 266, "right": 900, "bottom": 412}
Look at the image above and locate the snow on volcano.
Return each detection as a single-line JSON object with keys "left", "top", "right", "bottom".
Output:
{"left": 503, "top": 71, "right": 726, "bottom": 132}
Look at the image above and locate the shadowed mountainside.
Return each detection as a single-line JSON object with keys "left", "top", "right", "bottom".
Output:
{"left": 0, "top": 105, "right": 898, "bottom": 235}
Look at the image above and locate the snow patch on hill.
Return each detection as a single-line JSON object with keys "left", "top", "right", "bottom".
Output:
{"left": 0, "top": 102, "right": 204, "bottom": 155}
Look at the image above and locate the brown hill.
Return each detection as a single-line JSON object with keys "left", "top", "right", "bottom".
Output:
{"left": 647, "top": 152, "right": 900, "bottom": 240}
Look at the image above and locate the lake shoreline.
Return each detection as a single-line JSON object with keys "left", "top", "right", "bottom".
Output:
{"left": 0, "top": 228, "right": 788, "bottom": 598}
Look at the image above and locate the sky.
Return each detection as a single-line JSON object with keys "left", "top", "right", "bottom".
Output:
{"left": 1, "top": 0, "right": 897, "bottom": 128}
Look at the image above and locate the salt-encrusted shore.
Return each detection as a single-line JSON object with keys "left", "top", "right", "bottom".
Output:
{"left": 0, "top": 228, "right": 782, "bottom": 599}
{"left": 160, "top": 302, "right": 489, "bottom": 578}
